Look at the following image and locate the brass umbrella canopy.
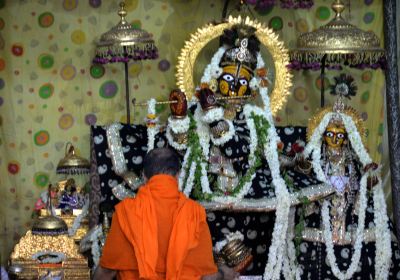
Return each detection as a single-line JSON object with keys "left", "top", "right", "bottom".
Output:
{"left": 289, "top": 0, "right": 385, "bottom": 107}
{"left": 56, "top": 142, "right": 90, "bottom": 175}
{"left": 93, "top": 1, "right": 158, "bottom": 124}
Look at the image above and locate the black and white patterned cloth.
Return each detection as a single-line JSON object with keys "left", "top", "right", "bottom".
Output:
{"left": 90, "top": 119, "right": 321, "bottom": 275}
{"left": 90, "top": 117, "right": 400, "bottom": 277}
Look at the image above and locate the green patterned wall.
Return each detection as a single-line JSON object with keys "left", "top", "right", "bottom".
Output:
{"left": 0, "top": 0, "right": 385, "bottom": 264}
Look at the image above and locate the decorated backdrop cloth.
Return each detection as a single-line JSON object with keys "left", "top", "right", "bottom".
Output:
{"left": 0, "top": 0, "right": 386, "bottom": 265}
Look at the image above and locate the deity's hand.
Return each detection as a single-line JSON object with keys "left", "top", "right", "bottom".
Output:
{"left": 169, "top": 89, "right": 187, "bottom": 118}
{"left": 199, "top": 88, "right": 218, "bottom": 111}
{"left": 364, "top": 162, "right": 378, "bottom": 173}
{"left": 364, "top": 162, "right": 379, "bottom": 188}
{"left": 218, "top": 264, "right": 240, "bottom": 280}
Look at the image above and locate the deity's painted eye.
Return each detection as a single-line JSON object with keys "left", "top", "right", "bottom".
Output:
{"left": 337, "top": 133, "right": 346, "bottom": 139}
{"left": 238, "top": 78, "right": 248, "bottom": 86}
{"left": 222, "top": 74, "right": 234, "bottom": 82}
{"left": 325, "top": 131, "right": 334, "bottom": 138}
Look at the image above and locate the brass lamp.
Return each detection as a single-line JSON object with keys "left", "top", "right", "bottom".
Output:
{"left": 289, "top": 0, "right": 385, "bottom": 106}
{"left": 93, "top": 1, "right": 158, "bottom": 124}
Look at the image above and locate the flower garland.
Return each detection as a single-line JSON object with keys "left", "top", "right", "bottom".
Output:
{"left": 183, "top": 161, "right": 197, "bottom": 197}
{"left": 373, "top": 176, "right": 392, "bottom": 280}
{"left": 321, "top": 170, "right": 367, "bottom": 280}
{"left": 194, "top": 106, "right": 211, "bottom": 160}
{"left": 282, "top": 208, "right": 302, "bottom": 280}
{"left": 178, "top": 147, "right": 191, "bottom": 191}
{"left": 32, "top": 251, "right": 66, "bottom": 264}
{"left": 201, "top": 107, "right": 224, "bottom": 124}
{"left": 257, "top": 87, "right": 291, "bottom": 280}
{"left": 179, "top": 110, "right": 213, "bottom": 199}
{"left": 89, "top": 225, "right": 104, "bottom": 268}
{"left": 200, "top": 46, "right": 226, "bottom": 83}
{"left": 146, "top": 98, "right": 159, "bottom": 152}
{"left": 68, "top": 197, "right": 89, "bottom": 237}
{"left": 168, "top": 115, "right": 190, "bottom": 134}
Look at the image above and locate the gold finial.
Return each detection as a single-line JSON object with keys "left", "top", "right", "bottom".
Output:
{"left": 102, "top": 212, "right": 111, "bottom": 236}
{"left": 332, "top": 0, "right": 345, "bottom": 19}
{"left": 118, "top": 2, "right": 127, "bottom": 24}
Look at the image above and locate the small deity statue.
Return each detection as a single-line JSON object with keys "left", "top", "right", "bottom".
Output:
{"left": 289, "top": 74, "right": 400, "bottom": 280}
{"left": 58, "top": 178, "right": 80, "bottom": 213}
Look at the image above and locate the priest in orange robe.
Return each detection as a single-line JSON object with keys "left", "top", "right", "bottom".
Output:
{"left": 93, "top": 148, "right": 238, "bottom": 280}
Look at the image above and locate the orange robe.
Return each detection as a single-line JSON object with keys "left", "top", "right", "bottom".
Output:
{"left": 100, "top": 174, "right": 217, "bottom": 280}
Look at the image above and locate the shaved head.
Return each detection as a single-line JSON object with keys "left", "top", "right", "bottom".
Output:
{"left": 143, "top": 148, "right": 180, "bottom": 179}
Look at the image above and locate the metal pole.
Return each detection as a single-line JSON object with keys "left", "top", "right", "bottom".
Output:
{"left": 320, "top": 54, "right": 327, "bottom": 108}
{"left": 124, "top": 60, "right": 130, "bottom": 125}
{"left": 383, "top": 0, "right": 400, "bottom": 241}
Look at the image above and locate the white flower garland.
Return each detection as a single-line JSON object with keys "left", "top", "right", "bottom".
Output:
{"left": 200, "top": 162, "right": 212, "bottom": 194}
{"left": 321, "top": 169, "right": 367, "bottom": 280}
{"left": 201, "top": 107, "right": 224, "bottom": 124}
{"left": 178, "top": 148, "right": 191, "bottom": 191}
{"left": 260, "top": 88, "right": 291, "bottom": 280}
{"left": 373, "top": 177, "right": 392, "bottom": 280}
{"left": 194, "top": 106, "right": 211, "bottom": 160}
{"left": 183, "top": 161, "right": 196, "bottom": 197}
{"left": 200, "top": 46, "right": 226, "bottom": 83}
{"left": 282, "top": 207, "right": 302, "bottom": 280}
{"left": 68, "top": 198, "right": 89, "bottom": 237}
{"left": 249, "top": 53, "right": 266, "bottom": 91}
{"left": 168, "top": 116, "right": 190, "bottom": 134}
{"left": 32, "top": 251, "right": 66, "bottom": 264}
{"left": 90, "top": 226, "right": 104, "bottom": 268}
{"left": 146, "top": 98, "right": 159, "bottom": 152}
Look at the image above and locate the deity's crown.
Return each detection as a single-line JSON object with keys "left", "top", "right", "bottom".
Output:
{"left": 219, "top": 25, "right": 260, "bottom": 73}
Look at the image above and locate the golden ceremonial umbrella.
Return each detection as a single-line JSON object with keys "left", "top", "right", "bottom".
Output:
{"left": 93, "top": 1, "right": 158, "bottom": 124}
{"left": 289, "top": 0, "right": 385, "bottom": 106}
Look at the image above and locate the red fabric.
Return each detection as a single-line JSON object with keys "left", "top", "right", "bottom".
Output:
{"left": 100, "top": 174, "right": 217, "bottom": 279}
